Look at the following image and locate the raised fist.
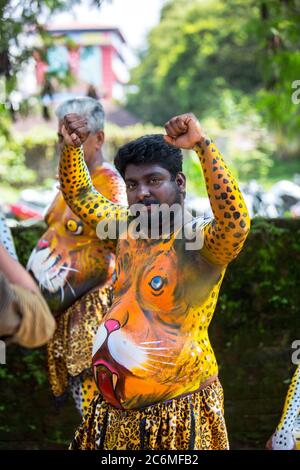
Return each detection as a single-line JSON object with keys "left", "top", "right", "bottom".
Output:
{"left": 164, "top": 113, "right": 206, "bottom": 149}
{"left": 61, "top": 113, "right": 90, "bottom": 147}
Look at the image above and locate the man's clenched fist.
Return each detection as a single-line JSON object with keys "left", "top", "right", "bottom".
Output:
{"left": 61, "top": 113, "right": 90, "bottom": 147}
{"left": 164, "top": 113, "right": 207, "bottom": 150}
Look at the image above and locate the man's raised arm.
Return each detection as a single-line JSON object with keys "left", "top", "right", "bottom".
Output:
{"left": 59, "top": 113, "right": 129, "bottom": 230}
{"left": 164, "top": 113, "right": 250, "bottom": 265}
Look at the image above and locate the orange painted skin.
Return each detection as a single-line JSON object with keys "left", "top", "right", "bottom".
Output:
{"left": 27, "top": 164, "right": 127, "bottom": 315}
{"left": 59, "top": 138, "right": 250, "bottom": 410}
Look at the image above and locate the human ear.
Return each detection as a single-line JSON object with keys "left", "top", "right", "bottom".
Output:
{"left": 95, "top": 130, "right": 105, "bottom": 149}
{"left": 176, "top": 172, "right": 186, "bottom": 193}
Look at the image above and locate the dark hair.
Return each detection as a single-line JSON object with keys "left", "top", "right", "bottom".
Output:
{"left": 114, "top": 134, "right": 183, "bottom": 180}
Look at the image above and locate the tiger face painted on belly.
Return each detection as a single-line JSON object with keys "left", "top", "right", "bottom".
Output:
{"left": 92, "top": 233, "right": 224, "bottom": 410}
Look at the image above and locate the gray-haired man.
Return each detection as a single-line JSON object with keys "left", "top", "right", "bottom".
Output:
{"left": 27, "top": 97, "right": 127, "bottom": 415}
{"left": 56, "top": 97, "right": 105, "bottom": 172}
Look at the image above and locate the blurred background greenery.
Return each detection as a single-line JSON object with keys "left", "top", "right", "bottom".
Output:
{"left": 0, "top": 0, "right": 300, "bottom": 206}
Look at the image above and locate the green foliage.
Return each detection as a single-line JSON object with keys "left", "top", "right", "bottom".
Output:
{"left": 104, "top": 122, "right": 162, "bottom": 159}
{"left": 126, "top": 0, "right": 261, "bottom": 125}
{"left": 0, "top": 1, "right": 68, "bottom": 91}
{"left": 0, "top": 105, "right": 37, "bottom": 186}
{"left": 12, "top": 222, "right": 46, "bottom": 266}
{"left": 0, "top": 123, "right": 162, "bottom": 188}
{"left": 183, "top": 148, "right": 206, "bottom": 196}
{"left": 0, "top": 345, "right": 47, "bottom": 389}
{"left": 229, "top": 136, "right": 276, "bottom": 181}
{"left": 126, "top": 0, "right": 300, "bottom": 151}
{"left": 0, "top": 344, "right": 80, "bottom": 449}
{"left": 19, "top": 128, "right": 58, "bottom": 167}
{"left": 250, "top": 0, "right": 300, "bottom": 140}
{"left": 217, "top": 218, "right": 300, "bottom": 326}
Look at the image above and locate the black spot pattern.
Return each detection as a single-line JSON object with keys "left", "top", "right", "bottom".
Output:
{"left": 194, "top": 140, "right": 250, "bottom": 265}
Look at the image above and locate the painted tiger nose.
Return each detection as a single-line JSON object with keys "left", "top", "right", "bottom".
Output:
{"left": 105, "top": 319, "right": 120, "bottom": 334}
{"left": 37, "top": 239, "right": 49, "bottom": 249}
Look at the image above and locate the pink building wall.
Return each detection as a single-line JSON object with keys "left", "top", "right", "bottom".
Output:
{"left": 34, "top": 26, "right": 126, "bottom": 102}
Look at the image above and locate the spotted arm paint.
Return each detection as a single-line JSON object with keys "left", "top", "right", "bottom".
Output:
{"left": 272, "top": 365, "right": 300, "bottom": 449}
{"left": 0, "top": 208, "right": 18, "bottom": 260}
{"left": 194, "top": 139, "right": 250, "bottom": 265}
{"left": 59, "top": 145, "right": 129, "bottom": 231}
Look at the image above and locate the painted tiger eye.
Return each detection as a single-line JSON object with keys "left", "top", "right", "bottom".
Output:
{"left": 66, "top": 219, "right": 83, "bottom": 235}
{"left": 149, "top": 276, "right": 164, "bottom": 291}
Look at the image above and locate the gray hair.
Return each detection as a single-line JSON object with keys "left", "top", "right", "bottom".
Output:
{"left": 55, "top": 97, "right": 105, "bottom": 133}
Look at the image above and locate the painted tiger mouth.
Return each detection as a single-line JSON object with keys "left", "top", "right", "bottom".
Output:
{"left": 93, "top": 359, "right": 122, "bottom": 409}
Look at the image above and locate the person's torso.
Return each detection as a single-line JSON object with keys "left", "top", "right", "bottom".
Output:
{"left": 92, "top": 225, "right": 226, "bottom": 410}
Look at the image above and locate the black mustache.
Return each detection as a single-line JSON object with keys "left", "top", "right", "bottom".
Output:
{"left": 140, "top": 200, "right": 160, "bottom": 206}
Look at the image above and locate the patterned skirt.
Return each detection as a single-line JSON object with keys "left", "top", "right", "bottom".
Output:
{"left": 47, "top": 285, "right": 113, "bottom": 402}
{"left": 70, "top": 378, "right": 229, "bottom": 450}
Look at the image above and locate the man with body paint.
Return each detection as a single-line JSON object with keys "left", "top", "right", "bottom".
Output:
{"left": 58, "top": 112, "right": 250, "bottom": 449}
{"left": 27, "top": 98, "right": 126, "bottom": 415}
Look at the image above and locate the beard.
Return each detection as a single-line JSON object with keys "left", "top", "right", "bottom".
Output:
{"left": 130, "top": 186, "right": 183, "bottom": 238}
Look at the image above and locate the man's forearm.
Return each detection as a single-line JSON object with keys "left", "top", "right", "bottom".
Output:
{"left": 0, "top": 244, "right": 39, "bottom": 294}
{"left": 59, "top": 145, "right": 128, "bottom": 229}
{"left": 194, "top": 138, "right": 250, "bottom": 265}
{"left": 0, "top": 272, "right": 56, "bottom": 347}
